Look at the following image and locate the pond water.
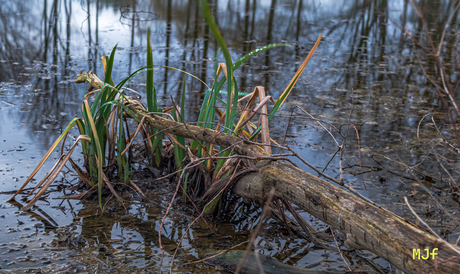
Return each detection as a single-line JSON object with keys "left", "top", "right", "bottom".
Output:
{"left": 1, "top": 0, "right": 460, "bottom": 273}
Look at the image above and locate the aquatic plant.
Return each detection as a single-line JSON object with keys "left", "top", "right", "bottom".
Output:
{"left": 9, "top": 1, "right": 320, "bottom": 213}
{"left": 7, "top": 45, "right": 149, "bottom": 209}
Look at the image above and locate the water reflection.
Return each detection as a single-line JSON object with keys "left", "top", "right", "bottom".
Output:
{"left": 1, "top": 0, "right": 460, "bottom": 272}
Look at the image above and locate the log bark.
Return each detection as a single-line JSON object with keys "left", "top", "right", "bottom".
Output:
{"left": 233, "top": 162, "right": 460, "bottom": 274}
{"left": 78, "top": 73, "right": 460, "bottom": 273}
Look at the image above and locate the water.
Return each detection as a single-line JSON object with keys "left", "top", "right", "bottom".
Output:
{"left": 1, "top": 0, "right": 460, "bottom": 272}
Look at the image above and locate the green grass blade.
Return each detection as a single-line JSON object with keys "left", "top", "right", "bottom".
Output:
{"left": 203, "top": 49, "right": 223, "bottom": 132}
{"left": 173, "top": 135, "right": 183, "bottom": 169}
{"left": 83, "top": 100, "right": 104, "bottom": 208}
{"left": 75, "top": 117, "right": 89, "bottom": 157}
{"left": 212, "top": 89, "right": 249, "bottom": 96}
{"left": 214, "top": 78, "right": 241, "bottom": 175}
{"left": 115, "top": 64, "right": 206, "bottom": 91}
{"left": 181, "top": 76, "right": 186, "bottom": 123}
{"left": 93, "top": 48, "right": 121, "bottom": 163}
{"left": 124, "top": 160, "right": 130, "bottom": 185}
{"left": 191, "top": 49, "right": 222, "bottom": 154}
{"left": 117, "top": 105, "right": 126, "bottom": 179}
{"left": 200, "top": 0, "right": 234, "bottom": 133}
{"left": 190, "top": 87, "right": 213, "bottom": 151}
{"left": 116, "top": 66, "right": 149, "bottom": 90}
{"left": 234, "top": 43, "right": 288, "bottom": 69}
{"left": 204, "top": 193, "right": 221, "bottom": 214}
{"left": 146, "top": 27, "right": 156, "bottom": 113}
{"left": 153, "top": 131, "right": 163, "bottom": 166}
{"left": 104, "top": 45, "right": 117, "bottom": 86}
{"left": 173, "top": 76, "right": 186, "bottom": 170}
{"left": 145, "top": 28, "right": 163, "bottom": 166}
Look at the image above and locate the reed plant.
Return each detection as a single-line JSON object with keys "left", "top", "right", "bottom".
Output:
{"left": 8, "top": 43, "right": 154, "bottom": 208}
{"left": 10, "top": 1, "right": 320, "bottom": 214}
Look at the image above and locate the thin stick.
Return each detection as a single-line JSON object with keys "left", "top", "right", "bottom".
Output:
{"left": 331, "top": 228, "right": 351, "bottom": 271}
{"left": 404, "top": 196, "right": 439, "bottom": 237}
{"left": 181, "top": 240, "right": 249, "bottom": 266}
{"left": 158, "top": 166, "right": 186, "bottom": 270}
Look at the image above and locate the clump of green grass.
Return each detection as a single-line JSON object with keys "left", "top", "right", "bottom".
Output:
{"left": 8, "top": 45, "right": 150, "bottom": 209}
{"left": 10, "top": 1, "right": 320, "bottom": 213}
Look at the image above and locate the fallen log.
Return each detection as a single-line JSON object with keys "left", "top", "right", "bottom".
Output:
{"left": 78, "top": 72, "right": 460, "bottom": 273}
{"left": 234, "top": 162, "right": 460, "bottom": 274}
{"left": 127, "top": 105, "right": 460, "bottom": 274}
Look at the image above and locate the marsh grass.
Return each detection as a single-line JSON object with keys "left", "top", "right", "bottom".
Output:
{"left": 10, "top": 1, "right": 320, "bottom": 213}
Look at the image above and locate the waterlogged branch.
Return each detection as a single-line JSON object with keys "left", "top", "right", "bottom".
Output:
{"left": 127, "top": 104, "right": 270, "bottom": 159}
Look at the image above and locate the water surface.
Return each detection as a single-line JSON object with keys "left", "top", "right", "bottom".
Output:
{"left": 1, "top": 0, "right": 459, "bottom": 272}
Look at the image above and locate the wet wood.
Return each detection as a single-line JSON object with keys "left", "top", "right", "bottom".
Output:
{"left": 75, "top": 71, "right": 105, "bottom": 91}
{"left": 233, "top": 162, "right": 460, "bottom": 274}
{"left": 80, "top": 72, "right": 460, "bottom": 274}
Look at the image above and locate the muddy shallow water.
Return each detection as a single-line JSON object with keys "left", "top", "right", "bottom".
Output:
{"left": 1, "top": 0, "right": 460, "bottom": 273}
